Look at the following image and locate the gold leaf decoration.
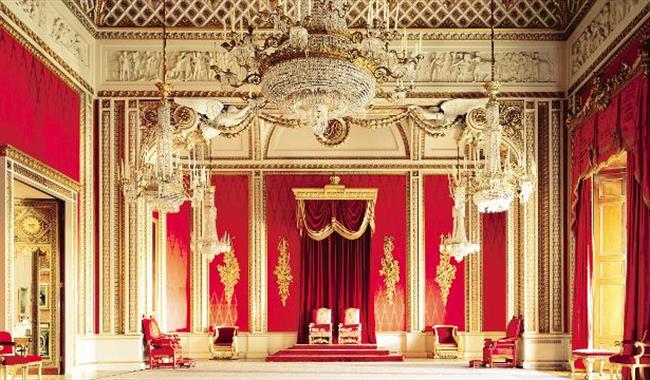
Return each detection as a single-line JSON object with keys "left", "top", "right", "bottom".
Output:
{"left": 273, "top": 237, "right": 293, "bottom": 307}
{"left": 435, "top": 249, "right": 457, "bottom": 306}
{"left": 218, "top": 248, "right": 240, "bottom": 305}
{"left": 379, "top": 236, "right": 400, "bottom": 305}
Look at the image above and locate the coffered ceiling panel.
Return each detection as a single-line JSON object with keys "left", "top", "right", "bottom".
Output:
{"left": 71, "top": 0, "right": 590, "bottom": 30}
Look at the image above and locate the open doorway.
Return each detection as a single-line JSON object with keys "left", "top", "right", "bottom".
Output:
{"left": 591, "top": 153, "right": 627, "bottom": 350}
{"left": 13, "top": 180, "right": 64, "bottom": 374}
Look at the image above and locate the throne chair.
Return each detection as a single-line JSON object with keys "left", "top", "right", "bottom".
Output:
{"left": 141, "top": 316, "right": 195, "bottom": 368}
{"left": 432, "top": 325, "right": 461, "bottom": 359}
{"left": 308, "top": 308, "right": 333, "bottom": 344}
{"left": 338, "top": 308, "right": 362, "bottom": 344}
{"left": 209, "top": 325, "right": 239, "bottom": 360}
{"left": 609, "top": 330, "right": 650, "bottom": 380}
{"left": 482, "top": 316, "right": 523, "bottom": 368}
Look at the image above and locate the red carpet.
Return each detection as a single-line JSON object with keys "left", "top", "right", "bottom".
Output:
{"left": 265, "top": 344, "right": 404, "bottom": 362}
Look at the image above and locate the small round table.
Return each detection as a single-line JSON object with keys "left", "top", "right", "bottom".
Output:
{"left": 571, "top": 349, "right": 616, "bottom": 380}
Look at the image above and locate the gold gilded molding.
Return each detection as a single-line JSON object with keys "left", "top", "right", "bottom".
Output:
{"left": 273, "top": 237, "right": 293, "bottom": 307}
{"left": 435, "top": 249, "right": 457, "bottom": 307}
{"left": 218, "top": 249, "right": 241, "bottom": 305}
{"left": 379, "top": 236, "right": 400, "bottom": 306}
{"left": 0, "top": 146, "right": 80, "bottom": 192}
{"left": 292, "top": 176, "right": 378, "bottom": 201}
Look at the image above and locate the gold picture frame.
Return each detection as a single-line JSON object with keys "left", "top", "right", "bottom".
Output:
{"left": 38, "top": 283, "right": 49, "bottom": 309}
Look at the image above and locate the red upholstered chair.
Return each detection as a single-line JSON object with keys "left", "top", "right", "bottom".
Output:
{"left": 482, "top": 316, "right": 523, "bottom": 368}
{"left": 432, "top": 325, "right": 461, "bottom": 359}
{"left": 609, "top": 330, "right": 650, "bottom": 380}
{"left": 338, "top": 308, "right": 362, "bottom": 344}
{"left": 308, "top": 308, "right": 333, "bottom": 344}
{"left": 141, "top": 316, "right": 194, "bottom": 369}
{"left": 0, "top": 331, "right": 42, "bottom": 380}
{"left": 209, "top": 326, "right": 239, "bottom": 359}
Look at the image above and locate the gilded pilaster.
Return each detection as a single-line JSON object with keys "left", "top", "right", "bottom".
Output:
{"left": 250, "top": 171, "right": 267, "bottom": 332}
{"left": 550, "top": 103, "right": 564, "bottom": 333}
{"left": 190, "top": 205, "right": 206, "bottom": 332}
{"left": 155, "top": 213, "right": 168, "bottom": 330}
{"left": 467, "top": 204, "right": 482, "bottom": 332}
{"left": 406, "top": 171, "right": 423, "bottom": 331}
{"left": 537, "top": 101, "right": 550, "bottom": 333}
{"left": 523, "top": 106, "right": 539, "bottom": 333}
{"left": 79, "top": 93, "right": 94, "bottom": 335}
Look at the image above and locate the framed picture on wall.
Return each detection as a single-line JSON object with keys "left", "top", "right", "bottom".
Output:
{"left": 18, "top": 287, "right": 29, "bottom": 315}
{"left": 38, "top": 283, "right": 49, "bottom": 309}
{"left": 39, "top": 322, "right": 50, "bottom": 358}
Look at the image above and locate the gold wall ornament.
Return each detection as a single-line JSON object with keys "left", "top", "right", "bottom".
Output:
{"left": 274, "top": 237, "right": 293, "bottom": 307}
{"left": 218, "top": 248, "right": 240, "bottom": 305}
{"left": 379, "top": 236, "right": 400, "bottom": 305}
{"left": 435, "top": 248, "right": 457, "bottom": 307}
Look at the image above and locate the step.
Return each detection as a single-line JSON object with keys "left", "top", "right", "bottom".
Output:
{"left": 275, "top": 349, "right": 391, "bottom": 356}
{"left": 291, "top": 344, "right": 379, "bottom": 350}
{"left": 266, "top": 354, "right": 404, "bottom": 362}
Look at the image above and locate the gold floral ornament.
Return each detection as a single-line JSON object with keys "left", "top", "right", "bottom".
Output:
{"left": 435, "top": 248, "right": 457, "bottom": 306}
{"left": 274, "top": 237, "right": 294, "bottom": 307}
{"left": 379, "top": 236, "right": 400, "bottom": 305}
{"left": 218, "top": 248, "right": 240, "bottom": 305}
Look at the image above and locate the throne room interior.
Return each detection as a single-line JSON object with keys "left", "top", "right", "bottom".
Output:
{"left": 0, "top": 0, "right": 649, "bottom": 379}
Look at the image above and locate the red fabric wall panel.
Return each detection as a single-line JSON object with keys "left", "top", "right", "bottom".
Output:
{"left": 482, "top": 212, "right": 507, "bottom": 331}
{"left": 166, "top": 202, "right": 191, "bottom": 332}
{"left": 209, "top": 174, "right": 249, "bottom": 331}
{"left": 423, "top": 175, "right": 465, "bottom": 331}
{"left": 266, "top": 174, "right": 407, "bottom": 332}
{"left": 0, "top": 29, "right": 80, "bottom": 180}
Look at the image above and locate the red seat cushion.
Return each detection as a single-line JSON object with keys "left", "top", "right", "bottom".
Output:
{"left": 214, "top": 327, "right": 237, "bottom": 344}
{"left": 609, "top": 355, "right": 650, "bottom": 365}
{"left": 434, "top": 328, "right": 456, "bottom": 344}
{"left": 339, "top": 324, "right": 360, "bottom": 331}
{"left": 23, "top": 355, "right": 41, "bottom": 363}
{"left": 1, "top": 355, "right": 30, "bottom": 365}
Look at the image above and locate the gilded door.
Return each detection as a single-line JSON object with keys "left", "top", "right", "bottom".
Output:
{"left": 592, "top": 169, "right": 626, "bottom": 350}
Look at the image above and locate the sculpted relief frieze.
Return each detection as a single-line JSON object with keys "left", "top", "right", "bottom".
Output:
{"left": 13, "top": 0, "right": 89, "bottom": 65}
{"left": 420, "top": 51, "right": 555, "bottom": 83}
{"left": 108, "top": 49, "right": 556, "bottom": 84}
{"left": 570, "top": 0, "right": 642, "bottom": 75}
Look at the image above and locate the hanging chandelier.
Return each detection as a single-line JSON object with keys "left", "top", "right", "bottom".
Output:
{"left": 440, "top": 147, "right": 480, "bottom": 262}
{"left": 120, "top": 2, "right": 185, "bottom": 214}
{"left": 211, "top": 0, "right": 423, "bottom": 137}
{"left": 469, "top": 0, "right": 535, "bottom": 214}
{"left": 120, "top": 0, "right": 231, "bottom": 258}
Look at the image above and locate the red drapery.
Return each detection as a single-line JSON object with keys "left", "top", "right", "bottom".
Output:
{"left": 571, "top": 70, "right": 649, "bottom": 377}
{"left": 297, "top": 200, "right": 376, "bottom": 344}
{"left": 571, "top": 179, "right": 593, "bottom": 353}
{"left": 297, "top": 199, "right": 375, "bottom": 241}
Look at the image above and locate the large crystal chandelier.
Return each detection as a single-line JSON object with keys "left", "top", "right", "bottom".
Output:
{"left": 470, "top": 0, "right": 535, "bottom": 214}
{"left": 440, "top": 148, "right": 480, "bottom": 262}
{"left": 120, "top": 3, "right": 185, "bottom": 214}
{"left": 212, "top": 0, "right": 423, "bottom": 137}
{"left": 120, "top": 0, "right": 231, "bottom": 258}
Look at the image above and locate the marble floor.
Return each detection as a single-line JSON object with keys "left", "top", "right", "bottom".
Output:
{"left": 37, "top": 360, "right": 571, "bottom": 380}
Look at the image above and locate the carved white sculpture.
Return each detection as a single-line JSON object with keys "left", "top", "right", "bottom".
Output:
{"left": 174, "top": 98, "right": 251, "bottom": 140}
{"left": 422, "top": 51, "right": 554, "bottom": 83}
{"left": 571, "top": 0, "right": 641, "bottom": 74}
{"left": 410, "top": 98, "right": 488, "bottom": 126}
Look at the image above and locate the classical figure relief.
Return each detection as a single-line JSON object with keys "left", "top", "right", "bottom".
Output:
{"left": 422, "top": 51, "right": 554, "bottom": 83}
{"left": 571, "top": 0, "right": 641, "bottom": 74}
{"left": 111, "top": 51, "right": 221, "bottom": 82}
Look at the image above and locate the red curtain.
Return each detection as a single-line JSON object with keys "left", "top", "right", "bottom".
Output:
{"left": 302, "top": 200, "right": 368, "bottom": 232}
{"left": 297, "top": 230, "right": 376, "bottom": 344}
{"left": 571, "top": 179, "right": 593, "bottom": 353}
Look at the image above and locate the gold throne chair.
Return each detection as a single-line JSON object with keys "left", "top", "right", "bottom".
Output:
{"left": 308, "top": 308, "right": 333, "bottom": 344}
{"left": 338, "top": 308, "right": 362, "bottom": 344}
{"left": 432, "top": 325, "right": 462, "bottom": 359}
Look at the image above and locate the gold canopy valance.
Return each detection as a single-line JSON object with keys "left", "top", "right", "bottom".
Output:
{"left": 293, "top": 176, "right": 377, "bottom": 241}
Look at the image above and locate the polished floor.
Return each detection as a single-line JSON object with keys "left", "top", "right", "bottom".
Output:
{"left": 40, "top": 360, "right": 571, "bottom": 380}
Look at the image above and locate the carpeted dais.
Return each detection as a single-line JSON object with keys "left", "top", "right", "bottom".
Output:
{"left": 265, "top": 344, "right": 404, "bottom": 362}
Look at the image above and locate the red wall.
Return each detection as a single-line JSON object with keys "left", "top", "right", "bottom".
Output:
{"left": 424, "top": 175, "right": 465, "bottom": 331}
{"left": 166, "top": 202, "right": 191, "bottom": 332}
{"left": 208, "top": 174, "right": 249, "bottom": 331}
{"left": 0, "top": 28, "right": 80, "bottom": 180}
{"left": 266, "top": 174, "right": 408, "bottom": 332}
{"left": 482, "top": 212, "right": 507, "bottom": 331}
